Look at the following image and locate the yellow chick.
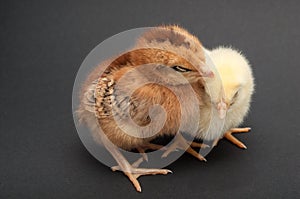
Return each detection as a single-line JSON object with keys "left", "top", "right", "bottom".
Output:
{"left": 207, "top": 46, "right": 255, "bottom": 149}
{"left": 162, "top": 46, "right": 254, "bottom": 161}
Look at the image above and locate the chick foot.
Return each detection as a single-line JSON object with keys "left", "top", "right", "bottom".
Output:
{"left": 111, "top": 157, "right": 172, "bottom": 192}
{"left": 224, "top": 127, "right": 251, "bottom": 149}
{"left": 213, "top": 127, "right": 251, "bottom": 149}
{"left": 162, "top": 133, "right": 209, "bottom": 161}
{"left": 100, "top": 132, "right": 171, "bottom": 192}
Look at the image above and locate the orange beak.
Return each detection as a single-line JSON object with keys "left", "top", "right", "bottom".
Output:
{"left": 217, "top": 100, "right": 227, "bottom": 119}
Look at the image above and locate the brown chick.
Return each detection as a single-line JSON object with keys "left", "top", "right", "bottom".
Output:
{"left": 77, "top": 26, "right": 213, "bottom": 192}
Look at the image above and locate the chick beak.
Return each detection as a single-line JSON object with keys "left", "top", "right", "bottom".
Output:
{"left": 217, "top": 101, "right": 227, "bottom": 119}
{"left": 203, "top": 70, "right": 214, "bottom": 78}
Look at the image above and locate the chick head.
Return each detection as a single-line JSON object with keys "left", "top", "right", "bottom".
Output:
{"left": 209, "top": 47, "right": 254, "bottom": 117}
{"left": 136, "top": 25, "right": 214, "bottom": 79}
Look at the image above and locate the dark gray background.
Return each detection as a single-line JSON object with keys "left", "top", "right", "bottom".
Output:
{"left": 1, "top": 0, "right": 299, "bottom": 198}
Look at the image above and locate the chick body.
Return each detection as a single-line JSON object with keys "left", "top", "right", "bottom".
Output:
{"left": 79, "top": 48, "right": 206, "bottom": 150}
{"left": 77, "top": 25, "right": 212, "bottom": 192}
{"left": 208, "top": 47, "right": 255, "bottom": 147}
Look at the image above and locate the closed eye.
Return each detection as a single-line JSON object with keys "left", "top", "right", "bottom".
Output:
{"left": 230, "top": 91, "right": 239, "bottom": 106}
{"left": 171, "top": 65, "right": 192, "bottom": 72}
{"left": 233, "top": 91, "right": 239, "bottom": 99}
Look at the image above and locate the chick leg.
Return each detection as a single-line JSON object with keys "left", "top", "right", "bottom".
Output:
{"left": 213, "top": 127, "right": 251, "bottom": 149}
{"left": 162, "top": 133, "right": 209, "bottom": 162}
{"left": 105, "top": 141, "right": 171, "bottom": 192}
{"left": 137, "top": 143, "right": 166, "bottom": 161}
{"left": 212, "top": 138, "right": 220, "bottom": 148}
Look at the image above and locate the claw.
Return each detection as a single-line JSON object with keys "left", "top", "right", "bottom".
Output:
{"left": 224, "top": 127, "right": 251, "bottom": 149}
